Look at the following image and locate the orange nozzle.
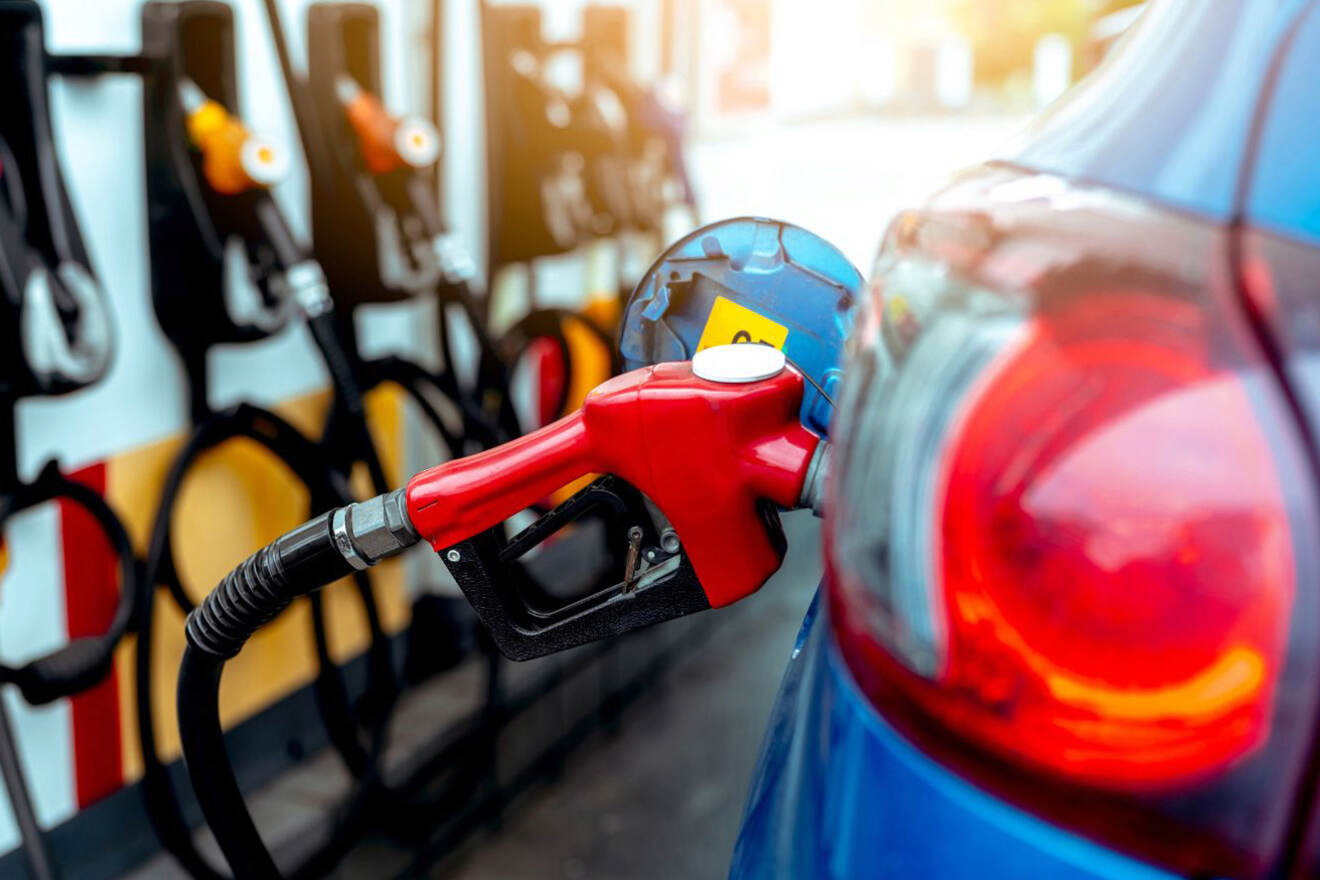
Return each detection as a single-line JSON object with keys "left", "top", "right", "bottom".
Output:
{"left": 179, "top": 79, "right": 288, "bottom": 195}
{"left": 335, "top": 75, "right": 440, "bottom": 175}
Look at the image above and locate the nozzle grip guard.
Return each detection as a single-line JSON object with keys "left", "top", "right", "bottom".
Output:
{"left": 406, "top": 361, "right": 818, "bottom": 657}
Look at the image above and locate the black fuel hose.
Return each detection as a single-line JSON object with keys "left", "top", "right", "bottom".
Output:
{"left": 136, "top": 404, "right": 397, "bottom": 878}
{"left": 0, "top": 696, "right": 55, "bottom": 880}
{"left": 242, "top": 198, "right": 391, "bottom": 497}
{"left": 304, "top": 308, "right": 392, "bottom": 495}
{"left": 179, "top": 488, "right": 419, "bottom": 879}
{"left": 145, "top": 404, "right": 396, "bottom": 723}
{"left": 433, "top": 299, "right": 517, "bottom": 447}
{"left": 366, "top": 354, "right": 470, "bottom": 452}
{"left": 0, "top": 461, "right": 141, "bottom": 880}
{"left": 0, "top": 463, "right": 140, "bottom": 705}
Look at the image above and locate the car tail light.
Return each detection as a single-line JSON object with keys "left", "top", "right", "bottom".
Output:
{"left": 938, "top": 292, "right": 1292, "bottom": 787}
{"left": 827, "top": 218, "right": 1320, "bottom": 878}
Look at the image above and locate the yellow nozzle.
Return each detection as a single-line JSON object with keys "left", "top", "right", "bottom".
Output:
{"left": 179, "top": 78, "right": 289, "bottom": 195}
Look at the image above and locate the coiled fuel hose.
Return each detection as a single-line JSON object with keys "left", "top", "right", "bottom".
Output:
{"left": 179, "top": 489, "right": 420, "bottom": 879}
{"left": 136, "top": 404, "right": 396, "bottom": 880}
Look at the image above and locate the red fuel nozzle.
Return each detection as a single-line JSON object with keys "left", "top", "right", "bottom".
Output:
{"left": 335, "top": 75, "right": 440, "bottom": 175}
{"left": 184, "top": 347, "right": 822, "bottom": 666}
{"left": 406, "top": 351, "right": 820, "bottom": 609}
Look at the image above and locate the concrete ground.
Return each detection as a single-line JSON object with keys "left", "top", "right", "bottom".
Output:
{"left": 439, "top": 512, "right": 821, "bottom": 880}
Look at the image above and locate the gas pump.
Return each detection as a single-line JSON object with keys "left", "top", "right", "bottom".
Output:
{"left": 0, "top": 5, "right": 139, "bottom": 879}
{"left": 581, "top": 5, "right": 699, "bottom": 255}
{"left": 180, "top": 344, "right": 827, "bottom": 878}
{"left": 143, "top": 1, "right": 412, "bottom": 482}
{"left": 135, "top": 5, "right": 400, "bottom": 875}
{"left": 482, "top": 4, "right": 699, "bottom": 430}
{"left": 300, "top": 1, "right": 520, "bottom": 448}
{"left": 482, "top": 4, "right": 625, "bottom": 427}
{"left": 284, "top": 0, "right": 646, "bottom": 672}
{"left": 173, "top": 218, "right": 862, "bottom": 877}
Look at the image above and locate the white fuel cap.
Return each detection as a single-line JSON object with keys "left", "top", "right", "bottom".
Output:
{"left": 692, "top": 344, "right": 786, "bottom": 384}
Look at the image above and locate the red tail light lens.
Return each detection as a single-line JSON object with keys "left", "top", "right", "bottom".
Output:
{"left": 935, "top": 293, "right": 1291, "bottom": 787}
{"left": 827, "top": 208, "right": 1320, "bottom": 878}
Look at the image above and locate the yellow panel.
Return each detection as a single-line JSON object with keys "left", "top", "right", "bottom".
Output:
{"left": 561, "top": 313, "right": 614, "bottom": 415}
{"left": 115, "top": 635, "right": 139, "bottom": 781}
{"left": 106, "top": 386, "right": 409, "bottom": 778}
{"left": 550, "top": 312, "right": 618, "bottom": 504}
{"left": 696, "top": 295, "right": 790, "bottom": 352}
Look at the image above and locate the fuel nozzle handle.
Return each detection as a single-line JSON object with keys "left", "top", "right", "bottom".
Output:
{"left": 407, "top": 349, "right": 822, "bottom": 608}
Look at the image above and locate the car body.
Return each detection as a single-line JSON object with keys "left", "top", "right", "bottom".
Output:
{"left": 731, "top": 0, "right": 1320, "bottom": 877}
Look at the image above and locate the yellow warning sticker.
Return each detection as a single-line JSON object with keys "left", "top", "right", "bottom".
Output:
{"left": 696, "top": 296, "right": 789, "bottom": 353}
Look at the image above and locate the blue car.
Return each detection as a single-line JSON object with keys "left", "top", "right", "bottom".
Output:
{"left": 732, "top": 1, "right": 1320, "bottom": 877}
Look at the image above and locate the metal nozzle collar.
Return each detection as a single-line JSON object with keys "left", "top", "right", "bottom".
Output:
{"left": 331, "top": 489, "right": 421, "bottom": 571}
{"left": 286, "top": 261, "right": 333, "bottom": 317}
{"left": 799, "top": 442, "right": 830, "bottom": 518}
{"left": 433, "top": 233, "right": 478, "bottom": 284}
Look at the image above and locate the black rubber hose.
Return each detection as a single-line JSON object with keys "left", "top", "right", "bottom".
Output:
{"left": 175, "top": 646, "right": 384, "bottom": 880}
{"left": 0, "top": 697, "right": 56, "bottom": 880}
{"left": 136, "top": 405, "right": 396, "bottom": 877}
{"left": 0, "top": 467, "right": 140, "bottom": 706}
{"left": 366, "top": 355, "right": 471, "bottom": 453}
{"left": 304, "top": 310, "right": 392, "bottom": 495}
{"left": 186, "top": 513, "right": 350, "bottom": 657}
{"left": 143, "top": 401, "right": 396, "bottom": 679}
{"left": 178, "top": 507, "right": 371, "bottom": 878}
{"left": 136, "top": 546, "right": 387, "bottom": 880}
{"left": 435, "top": 290, "right": 523, "bottom": 444}
{"left": 134, "top": 573, "right": 227, "bottom": 879}
{"left": 177, "top": 648, "right": 278, "bottom": 879}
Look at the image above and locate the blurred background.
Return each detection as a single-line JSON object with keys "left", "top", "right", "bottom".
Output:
{"left": 0, "top": 0, "right": 1142, "bottom": 877}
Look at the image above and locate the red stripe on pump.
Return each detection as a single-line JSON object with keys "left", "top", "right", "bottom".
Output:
{"left": 59, "top": 463, "right": 123, "bottom": 807}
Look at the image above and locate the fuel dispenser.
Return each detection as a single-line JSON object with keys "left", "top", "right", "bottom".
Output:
{"left": 143, "top": 0, "right": 410, "bottom": 484}
{"left": 307, "top": 2, "right": 629, "bottom": 447}
{"left": 483, "top": 4, "right": 592, "bottom": 269}
{"left": 142, "top": 1, "right": 299, "bottom": 423}
{"left": 581, "top": 5, "right": 698, "bottom": 251}
{"left": 301, "top": 1, "right": 527, "bottom": 449}
{"left": 481, "top": 4, "right": 625, "bottom": 425}
{"left": 135, "top": 5, "right": 400, "bottom": 875}
{"left": 136, "top": 5, "right": 670, "bottom": 874}
{"left": 482, "top": 4, "right": 698, "bottom": 430}
{"left": 286, "top": 0, "right": 643, "bottom": 668}
{"left": 174, "top": 217, "right": 863, "bottom": 876}
{"left": 0, "top": 5, "right": 139, "bottom": 879}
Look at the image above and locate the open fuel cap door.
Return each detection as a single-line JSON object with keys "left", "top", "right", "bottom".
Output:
{"left": 619, "top": 217, "right": 863, "bottom": 437}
